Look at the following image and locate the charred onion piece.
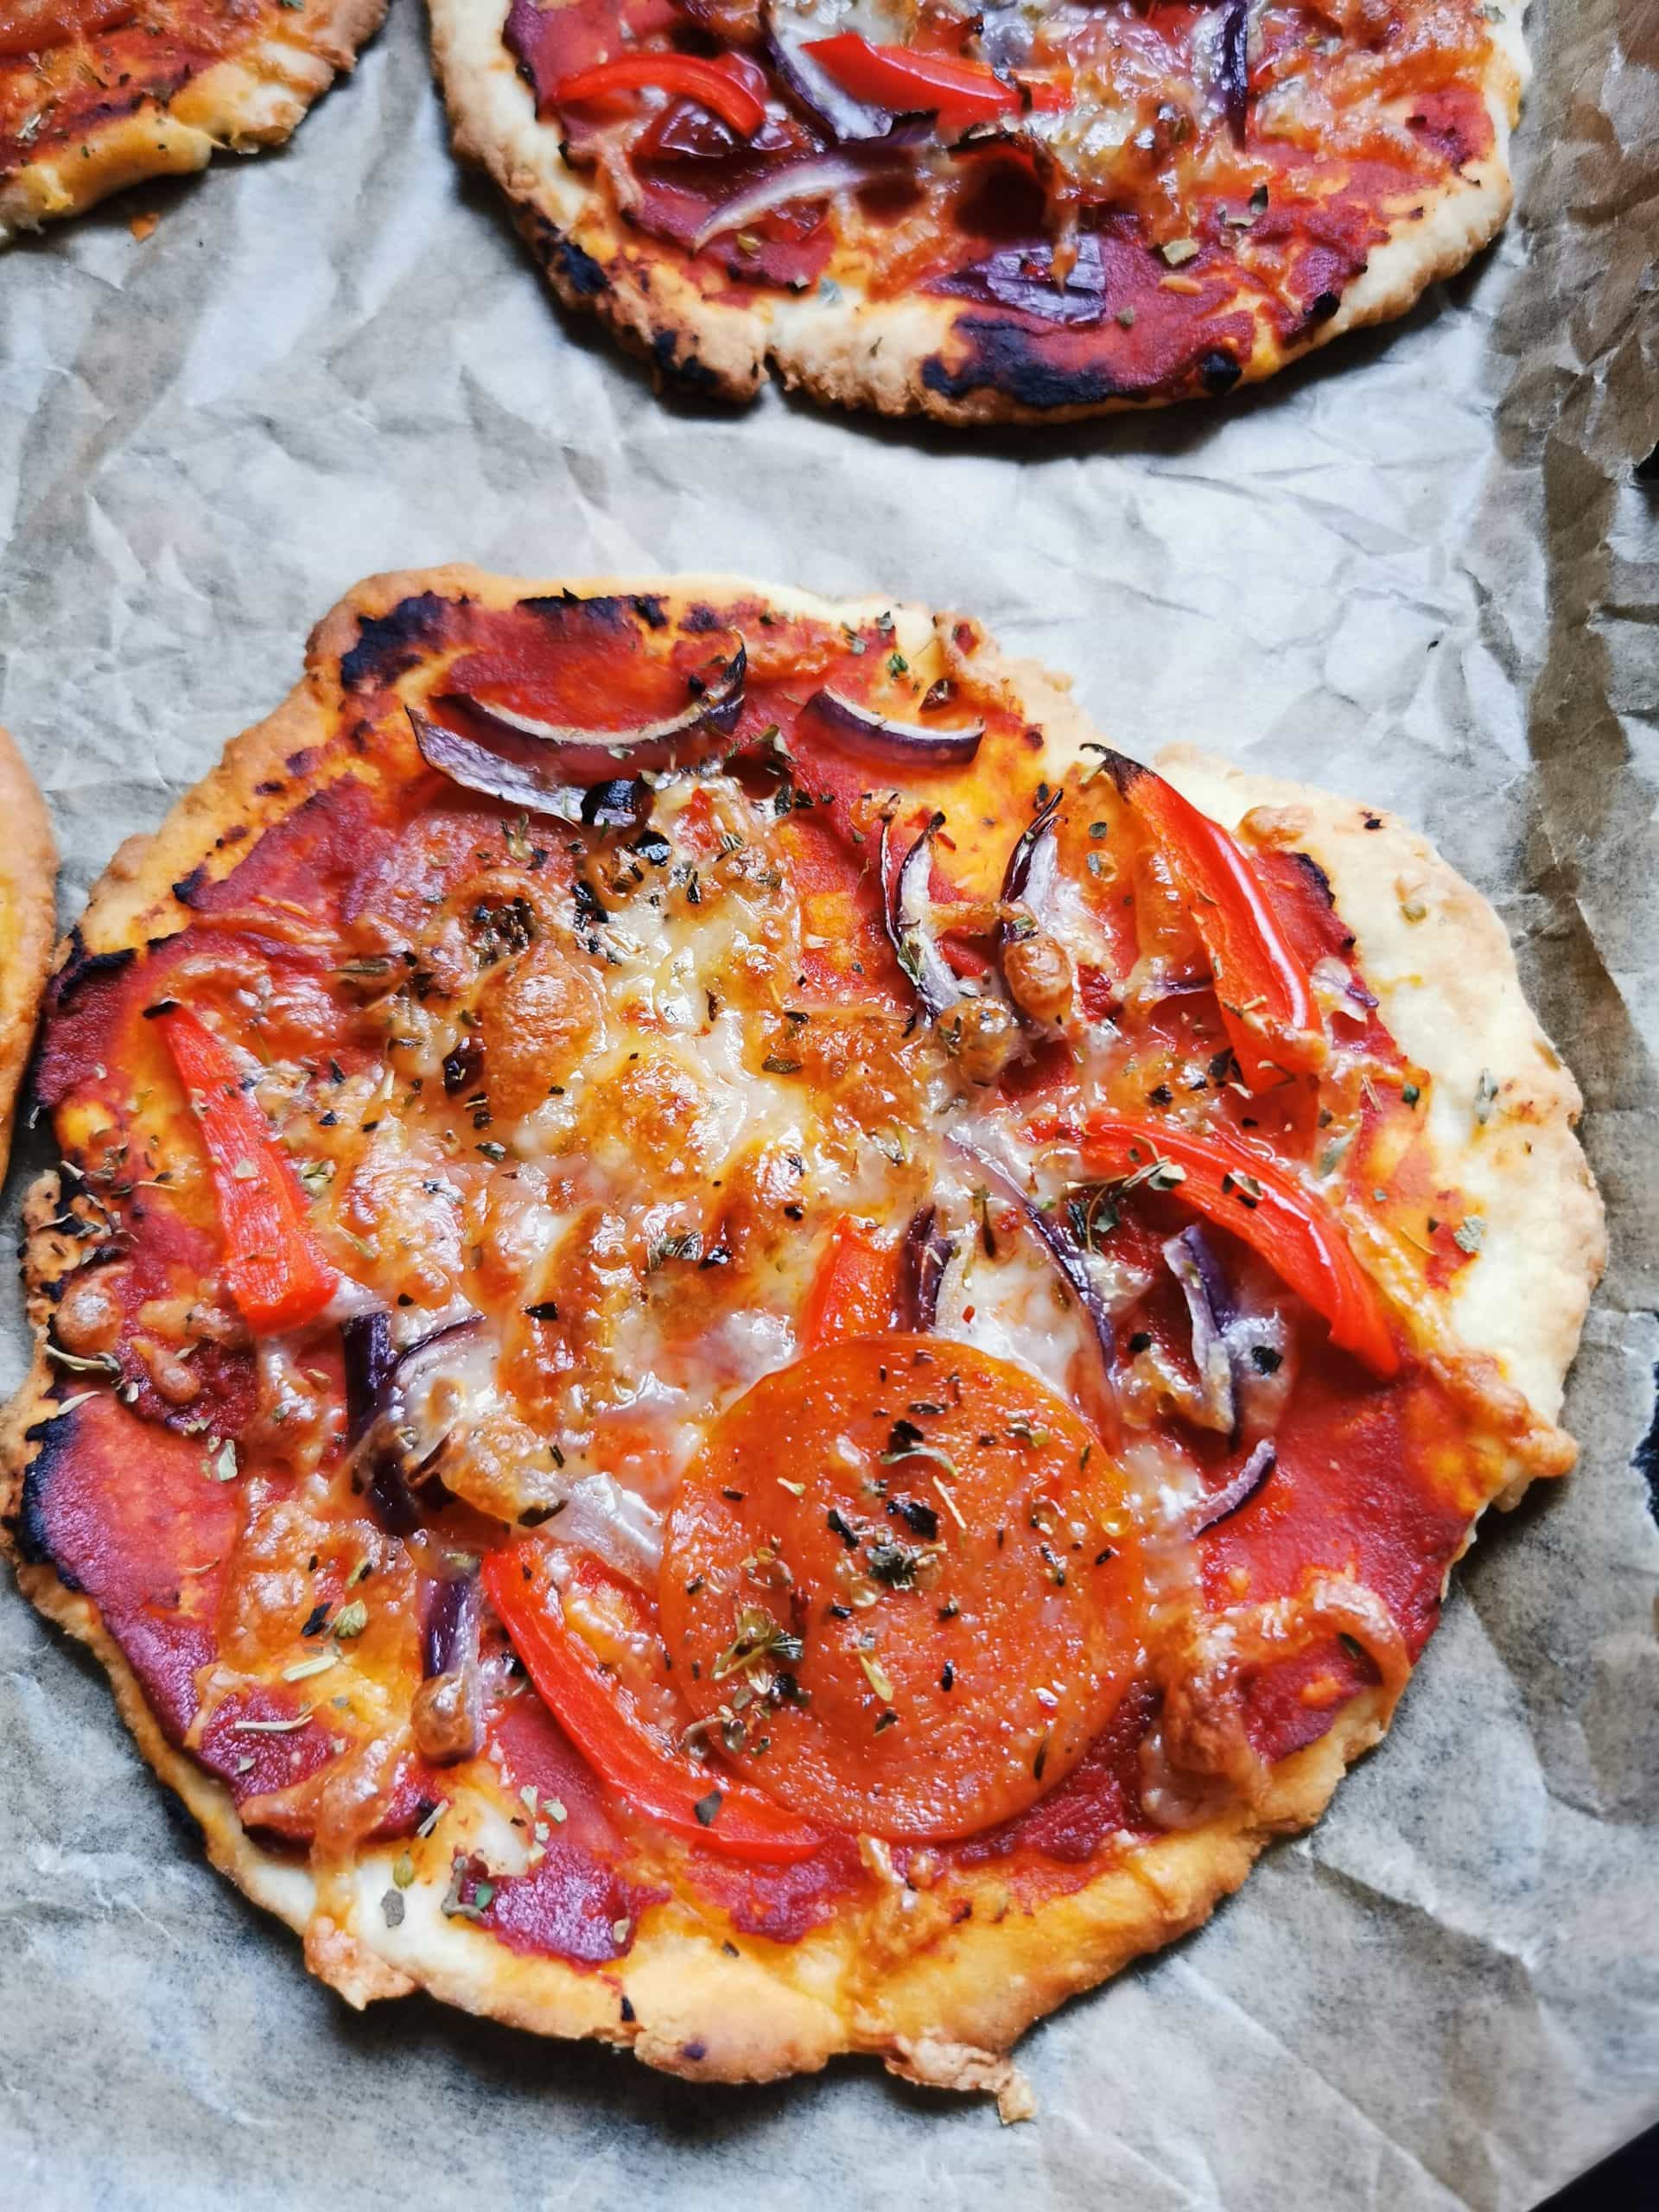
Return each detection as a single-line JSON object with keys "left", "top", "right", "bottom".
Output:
{"left": 342, "top": 1310, "right": 395, "bottom": 1449}
{"left": 807, "top": 685, "right": 985, "bottom": 767}
{"left": 881, "top": 812, "right": 964, "bottom": 1020}
{"left": 414, "top": 1569, "right": 484, "bottom": 1765}
{"left": 895, "top": 1205, "right": 953, "bottom": 1331}
{"left": 1217, "top": 0, "right": 1250, "bottom": 146}
{"left": 1186, "top": 1440, "right": 1276, "bottom": 1535}
{"left": 580, "top": 777, "right": 653, "bottom": 833}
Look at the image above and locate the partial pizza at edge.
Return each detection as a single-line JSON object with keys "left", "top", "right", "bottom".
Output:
{"left": 0, "top": 725, "right": 56, "bottom": 1180}
{"left": 1, "top": 569, "right": 1601, "bottom": 2107}
{"left": 0, "top": 0, "right": 385, "bottom": 245}
{"left": 430, "top": 0, "right": 1528, "bottom": 423}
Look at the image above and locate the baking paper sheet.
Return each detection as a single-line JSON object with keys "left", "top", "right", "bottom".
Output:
{"left": 2, "top": 0, "right": 1656, "bottom": 2201}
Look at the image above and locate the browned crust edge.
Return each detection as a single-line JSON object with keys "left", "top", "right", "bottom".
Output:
{"left": 0, "top": 725, "right": 57, "bottom": 1179}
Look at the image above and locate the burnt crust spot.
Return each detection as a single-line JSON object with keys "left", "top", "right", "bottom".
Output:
{"left": 649, "top": 329, "right": 721, "bottom": 397}
{"left": 171, "top": 865, "right": 208, "bottom": 907}
{"left": 1283, "top": 849, "right": 1356, "bottom": 953}
{"left": 47, "top": 931, "right": 135, "bottom": 1019}
{"left": 1199, "top": 348, "right": 1243, "bottom": 395}
{"left": 518, "top": 592, "right": 639, "bottom": 638}
{"left": 552, "top": 235, "right": 609, "bottom": 299}
{"left": 923, "top": 320, "right": 1138, "bottom": 412}
{"left": 1287, "top": 849, "right": 1338, "bottom": 911}
{"left": 13, "top": 1412, "right": 83, "bottom": 1587}
{"left": 340, "top": 593, "right": 459, "bottom": 693}
{"left": 1310, "top": 289, "right": 1342, "bottom": 321}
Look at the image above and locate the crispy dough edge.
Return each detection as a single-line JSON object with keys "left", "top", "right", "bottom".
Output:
{"left": 0, "top": 567, "right": 1600, "bottom": 2104}
{"left": 0, "top": 726, "right": 57, "bottom": 1180}
{"left": 426, "top": 0, "right": 1526, "bottom": 422}
{"left": 0, "top": 0, "right": 387, "bottom": 247}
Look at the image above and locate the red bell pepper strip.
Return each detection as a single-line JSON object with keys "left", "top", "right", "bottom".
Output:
{"left": 799, "top": 1215, "right": 899, "bottom": 1350}
{"left": 1109, "top": 753, "right": 1320, "bottom": 1093}
{"left": 1077, "top": 1110, "right": 1400, "bottom": 1379}
{"left": 551, "top": 54, "right": 766, "bottom": 137}
{"left": 482, "top": 1548, "right": 823, "bottom": 1865}
{"left": 804, "top": 35, "right": 1016, "bottom": 129}
{"left": 157, "top": 1005, "right": 337, "bottom": 1336}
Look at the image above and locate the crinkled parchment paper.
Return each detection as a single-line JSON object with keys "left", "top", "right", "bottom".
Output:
{"left": 1, "top": 0, "right": 1655, "bottom": 2202}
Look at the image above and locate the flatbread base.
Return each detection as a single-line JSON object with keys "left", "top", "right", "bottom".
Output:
{"left": 0, "top": 569, "right": 1603, "bottom": 2104}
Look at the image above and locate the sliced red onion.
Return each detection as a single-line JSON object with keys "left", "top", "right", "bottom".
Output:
{"left": 895, "top": 1205, "right": 953, "bottom": 1331}
{"left": 1162, "top": 1227, "right": 1236, "bottom": 1433}
{"left": 996, "top": 787, "right": 1065, "bottom": 999}
{"left": 1187, "top": 1439, "right": 1275, "bottom": 1535}
{"left": 690, "top": 149, "right": 911, "bottom": 252}
{"left": 806, "top": 685, "right": 985, "bottom": 767}
{"left": 882, "top": 812, "right": 963, "bottom": 1020}
{"left": 949, "top": 1133, "right": 1116, "bottom": 1395}
{"left": 353, "top": 1316, "right": 488, "bottom": 1537}
{"left": 1160, "top": 1223, "right": 1290, "bottom": 1442}
{"left": 1217, "top": 0, "right": 1249, "bottom": 144}
{"left": 1000, "top": 788, "right": 1063, "bottom": 915}
{"left": 765, "top": 0, "right": 902, "bottom": 140}
{"left": 414, "top": 1569, "right": 483, "bottom": 1765}
{"left": 409, "top": 642, "right": 745, "bottom": 808}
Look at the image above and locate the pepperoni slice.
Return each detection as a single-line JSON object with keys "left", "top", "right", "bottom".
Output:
{"left": 658, "top": 1337, "right": 1147, "bottom": 1841}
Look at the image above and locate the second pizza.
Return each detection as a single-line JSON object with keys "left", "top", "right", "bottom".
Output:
{"left": 431, "top": 0, "right": 1529, "bottom": 421}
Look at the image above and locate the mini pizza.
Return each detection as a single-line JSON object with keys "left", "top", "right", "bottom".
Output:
{"left": 2, "top": 568, "right": 1601, "bottom": 2106}
{"left": 0, "top": 726, "right": 56, "bottom": 1179}
{"left": 0, "top": 0, "right": 385, "bottom": 244}
{"left": 429, "top": 0, "right": 1528, "bottom": 421}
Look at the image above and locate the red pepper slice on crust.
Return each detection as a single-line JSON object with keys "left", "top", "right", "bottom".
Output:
{"left": 156, "top": 1005, "right": 337, "bottom": 1336}
{"left": 482, "top": 1546, "right": 823, "bottom": 1865}
{"left": 551, "top": 54, "right": 766, "bottom": 137}
{"left": 1077, "top": 1109, "right": 1400, "bottom": 1379}
{"left": 1109, "top": 753, "right": 1321, "bottom": 1091}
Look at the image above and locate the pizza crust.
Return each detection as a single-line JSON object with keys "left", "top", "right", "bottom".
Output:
{"left": 0, "top": 569, "right": 1602, "bottom": 2101}
{"left": 0, "top": 0, "right": 386, "bottom": 246}
{"left": 0, "top": 726, "right": 56, "bottom": 1182}
{"left": 429, "top": 0, "right": 1527, "bottom": 422}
